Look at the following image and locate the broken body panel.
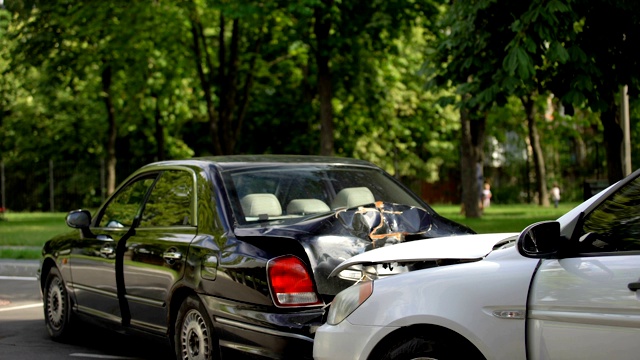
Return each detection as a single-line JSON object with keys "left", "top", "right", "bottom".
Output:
{"left": 235, "top": 201, "right": 474, "bottom": 294}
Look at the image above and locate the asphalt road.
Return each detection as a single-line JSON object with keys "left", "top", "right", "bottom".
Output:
{"left": 0, "top": 260, "right": 173, "bottom": 360}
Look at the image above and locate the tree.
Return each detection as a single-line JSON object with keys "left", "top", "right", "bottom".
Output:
{"left": 434, "top": 0, "right": 640, "bottom": 212}
{"left": 348, "top": 26, "right": 461, "bottom": 183}
{"left": 488, "top": 0, "right": 640, "bottom": 185}
{"left": 548, "top": 0, "right": 640, "bottom": 184}
{"left": 313, "top": 0, "right": 335, "bottom": 156}
{"left": 4, "top": 1, "right": 198, "bottom": 195}
{"left": 1, "top": 0, "right": 474, "bottom": 211}
{"left": 433, "top": 1, "right": 505, "bottom": 216}
{"left": 522, "top": 94, "right": 549, "bottom": 206}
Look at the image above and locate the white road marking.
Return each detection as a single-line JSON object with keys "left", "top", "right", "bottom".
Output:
{"left": 0, "top": 275, "right": 37, "bottom": 281}
{"left": 70, "top": 354, "right": 141, "bottom": 359}
{"left": 0, "top": 302, "right": 42, "bottom": 312}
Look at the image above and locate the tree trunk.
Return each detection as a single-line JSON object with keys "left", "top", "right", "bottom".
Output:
{"left": 314, "top": 0, "right": 335, "bottom": 156}
{"left": 601, "top": 99, "right": 624, "bottom": 184}
{"left": 189, "top": 5, "right": 223, "bottom": 155}
{"left": 219, "top": 17, "right": 240, "bottom": 154}
{"left": 101, "top": 65, "right": 117, "bottom": 196}
{"left": 460, "top": 107, "right": 486, "bottom": 218}
{"left": 234, "top": 27, "right": 264, "bottom": 143}
{"left": 190, "top": 6, "right": 260, "bottom": 155}
{"left": 153, "top": 93, "right": 165, "bottom": 161}
{"left": 522, "top": 97, "right": 549, "bottom": 206}
{"left": 574, "top": 136, "right": 587, "bottom": 169}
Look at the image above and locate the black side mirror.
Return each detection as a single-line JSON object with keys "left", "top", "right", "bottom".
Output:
{"left": 517, "top": 221, "right": 562, "bottom": 258}
{"left": 66, "top": 209, "right": 92, "bottom": 228}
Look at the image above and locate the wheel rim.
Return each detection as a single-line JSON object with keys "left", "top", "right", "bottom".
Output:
{"left": 46, "top": 277, "right": 65, "bottom": 330}
{"left": 180, "top": 309, "right": 210, "bottom": 360}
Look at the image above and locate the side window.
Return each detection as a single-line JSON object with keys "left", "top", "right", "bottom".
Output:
{"left": 99, "top": 175, "right": 158, "bottom": 228}
{"left": 140, "top": 170, "right": 194, "bottom": 227}
{"left": 579, "top": 175, "right": 640, "bottom": 252}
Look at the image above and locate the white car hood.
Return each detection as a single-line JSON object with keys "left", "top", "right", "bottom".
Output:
{"left": 329, "top": 232, "right": 519, "bottom": 277}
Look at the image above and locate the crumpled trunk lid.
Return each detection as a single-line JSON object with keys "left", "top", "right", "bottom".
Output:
{"left": 234, "top": 202, "right": 475, "bottom": 295}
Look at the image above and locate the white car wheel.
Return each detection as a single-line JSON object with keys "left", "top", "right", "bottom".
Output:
{"left": 374, "top": 334, "right": 482, "bottom": 360}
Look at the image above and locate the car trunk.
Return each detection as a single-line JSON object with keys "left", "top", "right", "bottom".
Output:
{"left": 234, "top": 202, "right": 475, "bottom": 297}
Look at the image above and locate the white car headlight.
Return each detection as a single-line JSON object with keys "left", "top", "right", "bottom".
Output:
{"left": 327, "top": 281, "right": 373, "bottom": 325}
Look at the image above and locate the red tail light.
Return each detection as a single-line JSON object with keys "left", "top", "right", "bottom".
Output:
{"left": 267, "top": 255, "right": 323, "bottom": 307}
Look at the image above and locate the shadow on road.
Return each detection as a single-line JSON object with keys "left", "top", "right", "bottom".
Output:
{"left": 62, "top": 322, "right": 175, "bottom": 359}
{"left": 0, "top": 317, "right": 173, "bottom": 360}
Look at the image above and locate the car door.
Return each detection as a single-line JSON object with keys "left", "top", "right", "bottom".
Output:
{"left": 123, "top": 168, "right": 196, "bottom": 333}
{"left": 528, "top": 176, "right": 640, "bottom": 360}
{"left": 69, "top": 173, "right": 158, "bottom": 323}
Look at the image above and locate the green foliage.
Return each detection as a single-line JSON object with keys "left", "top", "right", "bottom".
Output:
{"left": 435, "top": 0, "right": 640, "bottom": 118}
{"left": 342, "top": 25, "right": 460, "bottom": 182}
{"left": 431, "top": 0, "right": 640, "bottom": 210}
{"left": 2, "top": 1, "right": 199, "bottom": 165}
{"left": 2, "top": 0, "right": 465, "bottom": 210}
{"left": 238, "top": 0, "right": 457, "bottom": 181}
{"left": 1, "top": 0, "right": 640, "bottom": 213}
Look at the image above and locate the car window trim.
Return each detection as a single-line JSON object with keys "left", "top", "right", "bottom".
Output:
{"left": 111, "top": 165, "right": 200, "bottom": 229}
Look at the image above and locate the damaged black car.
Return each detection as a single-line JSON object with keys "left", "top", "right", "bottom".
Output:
{"left": 38, "top": 155, "right": 474, "bottom": 360}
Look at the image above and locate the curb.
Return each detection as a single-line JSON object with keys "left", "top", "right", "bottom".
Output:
{"left": 0, "top": 259, "right": 40, "bottom": 278}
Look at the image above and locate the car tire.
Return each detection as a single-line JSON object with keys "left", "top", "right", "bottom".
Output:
{"left": 174, "top": 295, "right": 219, "bottom": 360}
{"left": 43, "top": 267, "right": 76, "bottom": 341}
{"left": 374, "top": 334, "right": 481, "bottom": 360}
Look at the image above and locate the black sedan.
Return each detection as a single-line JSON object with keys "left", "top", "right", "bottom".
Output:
{"left": 38, "top": 155, "right": 473, "bottom": 360}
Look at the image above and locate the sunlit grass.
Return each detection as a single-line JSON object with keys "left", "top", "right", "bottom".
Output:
{"left": 0, "top": 247, "right": 42, "bottom": 260}
{"left": 0, "top": 212, "right": 68, "bottom": 246}
{"left": 432, "top": 202, "right": 580, "bottom": 234}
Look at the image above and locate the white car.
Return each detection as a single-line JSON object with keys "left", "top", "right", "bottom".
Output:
{"left": 314, "top": 169, "right": 640, "bottom": 360}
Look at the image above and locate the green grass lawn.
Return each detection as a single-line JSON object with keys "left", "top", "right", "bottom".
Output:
{"left": 0, "top": 212, "right": 68, "bottom": 259}
{"left": 0, "top": 203, "right": 579, "bottom": 259}
{"left": 432, "top": 202, "right": 580, "bottom": 233}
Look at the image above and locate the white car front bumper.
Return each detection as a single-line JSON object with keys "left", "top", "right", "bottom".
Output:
{"left": 313, "top": 319, "right": 397, "bottom": 360}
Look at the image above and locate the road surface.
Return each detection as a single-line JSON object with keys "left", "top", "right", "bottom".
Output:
{"left": 0, "top": 260, "right": 173, "bottom": 360}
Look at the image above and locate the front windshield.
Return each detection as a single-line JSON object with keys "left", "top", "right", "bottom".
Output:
{"left": 222, "top": 165, "right": 428, "bottom": 225}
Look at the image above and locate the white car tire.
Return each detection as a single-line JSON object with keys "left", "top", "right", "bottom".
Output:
{"left": 372, "top": 332, "right": 483, "bottom": 360}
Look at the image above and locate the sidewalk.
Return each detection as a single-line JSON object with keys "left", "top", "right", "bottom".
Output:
{"left": 0, "top": 259, "right": 40, "bottom": 278}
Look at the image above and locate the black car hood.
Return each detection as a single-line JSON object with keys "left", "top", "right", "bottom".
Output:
{"left": 234, "top": 202, "right": 474, "bottom": 295}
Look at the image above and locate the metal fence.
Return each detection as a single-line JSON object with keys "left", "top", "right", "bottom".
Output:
{"left": 0, "top": 159, "right": 139, "bottom": 212}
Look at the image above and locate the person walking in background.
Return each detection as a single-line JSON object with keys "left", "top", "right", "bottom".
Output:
{"left": 482, "top": 182, "right": 492, "bottom": 208}
{"left": 551, "top": 183, "right": 561, "bottom": 208}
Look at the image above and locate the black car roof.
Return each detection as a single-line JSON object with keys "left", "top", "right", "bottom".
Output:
{"left": 141, "top": 155, "right": 379, "bottom": 171}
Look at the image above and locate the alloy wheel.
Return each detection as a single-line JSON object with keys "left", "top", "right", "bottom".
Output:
{"left": 46, "top": 276, "right": 65, "bottom": 330}
{"left": 180, "top": 309, "right": 211, "bottom": 360}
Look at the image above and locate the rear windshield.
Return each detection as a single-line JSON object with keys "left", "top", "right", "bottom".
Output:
{"left": 221, "top": 165, "right": 429, "bottom": 225}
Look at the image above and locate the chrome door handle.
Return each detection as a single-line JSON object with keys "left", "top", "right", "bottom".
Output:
{"left": 100, "top": 247, "right": 115, "bottom": 255}
{"left": 163, "top": 251, "right": 182, "bottom": 261}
